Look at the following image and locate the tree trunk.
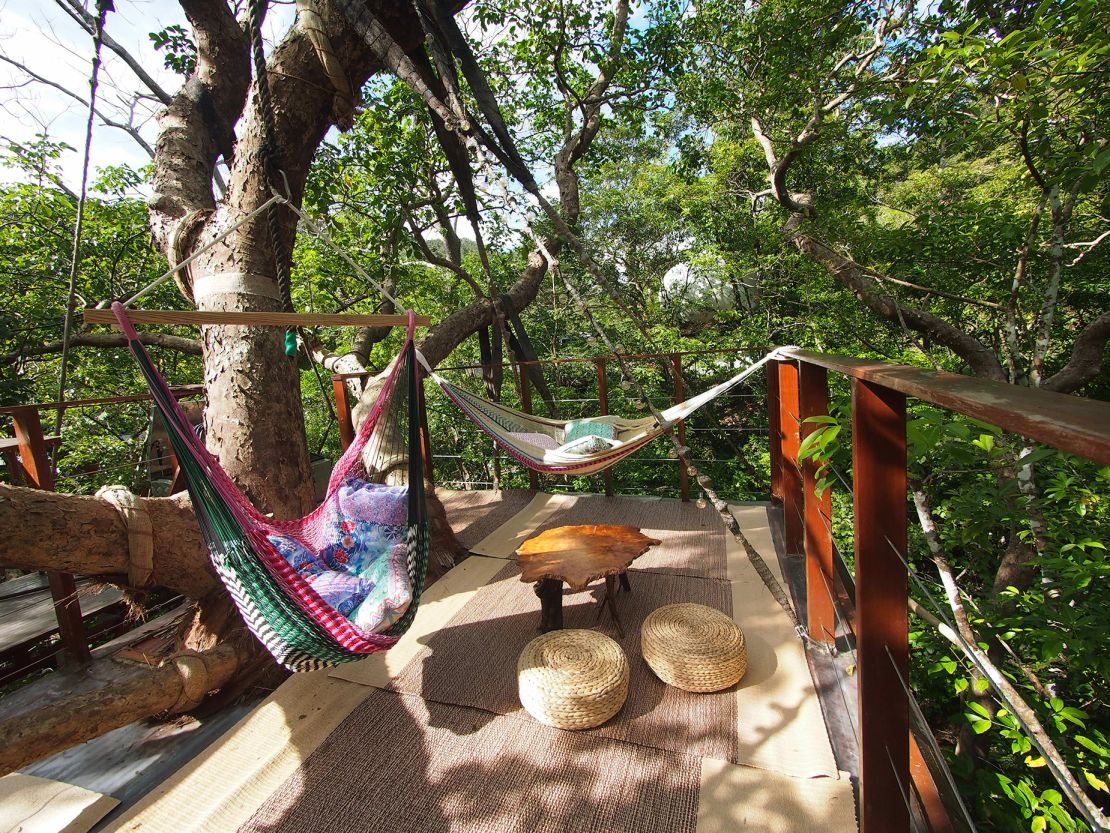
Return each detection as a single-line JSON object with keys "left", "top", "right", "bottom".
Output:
{"left": 0, "top": 642, "right": 242, "bottom": 774}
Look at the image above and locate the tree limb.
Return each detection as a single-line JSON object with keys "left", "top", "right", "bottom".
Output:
{"left": 53, "top": 0, "right": 174, "bottom": 105}
{"left": 0, "top": 55, "right": 154, "bottom": 157}
{"left": 2, "top": 331, "right": 202, "bottom": 366}
{"left": 1042, "top": 310, "right": 1110, "bottom": 393}
{"left": 148, "top": 0, "right": 249, "bottom": 252}
{"left": 785, "top": 220, "right": 1006, "bottom": 380}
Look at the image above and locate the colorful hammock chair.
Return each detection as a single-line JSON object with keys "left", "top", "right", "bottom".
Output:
{"left": 420, "top": 350, "right": 782, "bottom": 476}
{"left": 112, "top": 302, "right": 428, "bottom": 672}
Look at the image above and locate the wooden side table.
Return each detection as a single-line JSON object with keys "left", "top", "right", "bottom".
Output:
{"left": 515, "top": 524, "right": 661, "bottom": 637}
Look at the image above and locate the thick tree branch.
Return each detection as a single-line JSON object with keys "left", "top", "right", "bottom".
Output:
{"left": 2, "top": 331, "right": 202, "bottom": 366}
{"left": 0, "top": 640, "right": 243, "bottom": 775}
{"left": 785, "top": 220, "right": 1006, "bottom": 379}
{"left": 1042, "top": 310, "right": 1110, "bottom": 393}
{"left": 0, "top": 484, "right": 215, "bottom": 600}
{"left": 148, "top": 0, "right": 249, "bottom": 251}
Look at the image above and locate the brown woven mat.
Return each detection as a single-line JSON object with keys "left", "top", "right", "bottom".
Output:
{"left": 470, "top": 493, "right": 728, "bottom": 580}
{"left": 237, "top": 689, "right": 700, "bottom": 833}
{"left": 438, "top": 488, "right": 535, "bottom": 549}
{"left": 390, "top": 563, "right": 738, "bottom": 763}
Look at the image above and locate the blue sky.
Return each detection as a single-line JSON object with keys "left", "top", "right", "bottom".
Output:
{"left": 0, "top": 0, "right": 294, "bottom": 191}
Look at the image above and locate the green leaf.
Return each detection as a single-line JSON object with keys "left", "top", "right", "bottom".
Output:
{"left": 970, "top": 718, "right": 992, "bottom": 735}
{"left": 968, "top": 701, "right": 992, "bottom": 718}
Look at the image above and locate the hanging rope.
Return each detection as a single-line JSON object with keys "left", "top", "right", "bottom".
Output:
{"left": 246, "top": 0, "right": 293, "bottom": 313}
{"left": 54, "top": 0, "right": 113, "bottom": 443}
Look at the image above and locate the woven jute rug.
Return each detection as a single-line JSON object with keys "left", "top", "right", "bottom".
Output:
{"left": 237, "top": 689, "right": 702, "bottom": 833}
{"left": 437, "top": 488, "right": 535, "bottom": 549}
{"left": 469, "top": 492, "right": 728, "bottom": 580}
{"left": 389, "top": 563, "right": 740, "bottom": 763}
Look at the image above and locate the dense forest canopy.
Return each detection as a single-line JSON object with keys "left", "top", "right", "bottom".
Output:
{"left": 0, "top": 0, "right": 1107, "bottom": 830}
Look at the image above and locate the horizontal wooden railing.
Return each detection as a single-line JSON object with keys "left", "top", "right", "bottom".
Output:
{"left": 0, "top": 386, "right": 202, "bottom": 676}
{"left": 767, "top": 348, "right": 1110, "bottom": 833}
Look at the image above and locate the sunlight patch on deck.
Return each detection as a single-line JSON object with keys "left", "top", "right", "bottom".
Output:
{"left": 0, "top": 773, "right": 118, "bottom": 833}
{"left": 727, "top": 504, "right": 840, "bottom": 779}
{"left": 696, "top": 757, "right": 855, "bottom": 832}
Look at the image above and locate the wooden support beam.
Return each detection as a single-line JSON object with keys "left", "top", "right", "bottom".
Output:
{"left": 332, "top": 378, "right": 355, "bottom": 452}
{"left": 853, "top": 379, "right": 909, "bottom": 833}
{"left": 595, "top": 359, "right": 614, "bottom": 497}
{"left": 673, "top": 354, "right": 689, "bottom": 502}
{"left": 778, "top": 361, "right": 804, "bottom": 553}
{"left": 800, "top": 362, "right": 836, "bottom": 645}
{"left": 84, "top": 309, "right": 430, "bottom": 328}
{"left": 767, "top": 360, "right": 783, "bottom": 502}
{"left": 7, "top": 407, "right": 91, "bottom": 666}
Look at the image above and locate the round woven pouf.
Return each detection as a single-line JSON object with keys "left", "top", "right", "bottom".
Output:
{"left": 641, "top": 603, "right": 747, "bottom": 693}
{"left": 517, "top": 629, "right": 629, "bottom": 730}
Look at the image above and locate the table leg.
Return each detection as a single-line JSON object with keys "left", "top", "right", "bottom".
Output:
{"left": 619, "top": 572, "right": 631, "bottom": 593}
{"left": 536, "top": 579, "right": 564, "bottom": 632}
{"left": 596, "top": 574, "right": 625, "bottom": 639}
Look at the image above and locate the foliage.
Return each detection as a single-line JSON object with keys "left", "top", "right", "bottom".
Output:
{"left": 0, "top": 2, "right": 1106, "bottom": 828}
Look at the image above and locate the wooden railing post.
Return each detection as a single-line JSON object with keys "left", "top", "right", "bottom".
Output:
{"left": 800, "top": 362, "right": 836, "bottom": 645}
{"left": 9, "top": 406, "right": 91, "bottom": 665}
{"left": 767, "top": 359, "right": 783, "bottom": 502}
{"left": 333, "top": 377, "right": 354, "bottom": 453}
{"left": 672, "top": 354, "right": 689, "bottom": 502}
{"left": 778, "top": 361, "right": 804, "bottom": 553}
{"left": 518, "top": 364, "right": 540, "bottom": 492}
{"left": 853, "top": 379, "right": 909, "bottom": 833}
{"left": 595, "top": 359, "right": 614, "bottom": 497}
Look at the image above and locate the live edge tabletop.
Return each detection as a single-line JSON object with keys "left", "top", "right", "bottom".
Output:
{"left": 514, "top": 524, "right": 661, "bottom": 592}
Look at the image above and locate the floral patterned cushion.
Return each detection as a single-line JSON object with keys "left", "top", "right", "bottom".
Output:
{"left": 268, "top": 478, "right": 413, "bottom": 633}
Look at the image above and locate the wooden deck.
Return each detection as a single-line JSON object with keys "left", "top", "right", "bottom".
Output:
{"left": 21, "top": 489, "right": 861, "bottom": 832}
{"left": 0, "top": 573, "right": 125, "bottom": 680}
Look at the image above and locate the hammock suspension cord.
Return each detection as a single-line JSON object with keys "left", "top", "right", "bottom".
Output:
{"left": 55, "top": 0, "right": 113, "bottom": 443}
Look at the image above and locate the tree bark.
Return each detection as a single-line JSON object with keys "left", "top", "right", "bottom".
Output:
{"left": 0, "top": 642, "right": 242, "bottom": 774}
{"left": 0, "top": 484, "right": 214, "bottom": 600}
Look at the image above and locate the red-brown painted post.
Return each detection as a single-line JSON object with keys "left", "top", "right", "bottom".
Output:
{"left": 672, "top": 354, "right": 689, "bottom": 502}
{"left": 852, "top": 379, "right": 909, "bottom": 833}
{"left": 778, "top": 361, "right": 804, "bottom": 553}
{"left": 518, "top": 364, "right": 540, "bottom": 492}
{"left": 767, "top": 360, "right": 783, "bottom": 502}
{"left": 9, "top": 406, "right": 91, "bottom": 665}
{"left": 800, "top": 362, "right": 836, "bottom": 645}
{"left": 333, "top": 377, "right": 354, "bottom": 452}
{"left": 595, "top": 359, "right": 614, "bottom": 497}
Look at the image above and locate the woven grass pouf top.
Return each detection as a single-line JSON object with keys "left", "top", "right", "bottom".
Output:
{"left": 641, "top": 603, "right": 748, "bottom": 693}
{"left": 517, "top": 629, "right": 630, "bottom": 730}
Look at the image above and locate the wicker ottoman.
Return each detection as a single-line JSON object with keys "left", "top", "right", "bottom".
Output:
{"left": 517, "top": 629, "right": 629, "bottom": 730}
{"left": 642, "top": 603, "right": 748, "bottom": 692}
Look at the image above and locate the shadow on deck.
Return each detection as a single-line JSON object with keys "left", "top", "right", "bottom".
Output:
{"left": 26, "top": 489, "right": 860, "bottom": 833}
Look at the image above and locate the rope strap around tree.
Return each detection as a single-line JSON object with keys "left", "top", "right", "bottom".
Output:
{"left": 96, "top": 485, "right": 155, "bottom": 589}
